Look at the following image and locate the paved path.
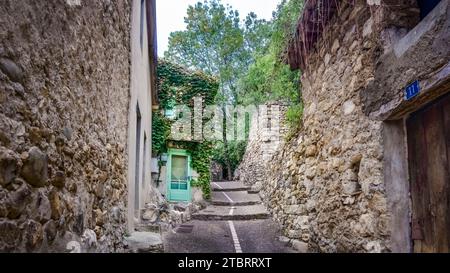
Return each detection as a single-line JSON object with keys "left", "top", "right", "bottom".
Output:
{"left": 163, "top": 181, "right": 294, "bottom": 253}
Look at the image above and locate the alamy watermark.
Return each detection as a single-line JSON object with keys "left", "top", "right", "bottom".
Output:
{"left": 166, "top": 96, "right": 284, "bottom": 142}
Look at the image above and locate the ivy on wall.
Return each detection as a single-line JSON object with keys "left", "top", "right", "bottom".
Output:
{"left": 152, "top": 59, "right": 219, "bottom": 199}
{"left": 157, "top": 59, "right": 218, "bottom": 110}
{"left": 152, "top": 111, "right": 171, "bottom": 155}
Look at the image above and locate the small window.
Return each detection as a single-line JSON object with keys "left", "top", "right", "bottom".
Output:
{"left": 164, "top": 97, "right": 176, "bottom": 119}
{"left": 142, "top": 134, "right": 147, "bottom": 187}
{"left": 164, "top": 109, "right": 175, "bottom": 119}
{"left": 140, "top": 0, "right": 145, "bottom": 51}
{"left": 134, "top": 104, "right": 142, "bottom": 214}
{"left": 417, "top": 0, "right": 441, "bottom": 20}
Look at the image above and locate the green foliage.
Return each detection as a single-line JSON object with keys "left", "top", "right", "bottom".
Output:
{"left": 238, "top": 0, "right": 303, "bottom": 105}
{"left": 165, "top": 0, "right": 273, "bottom": 179}
{"left": 164, "top": 0, "right": 305, "bottom": 179}
{"left": 285, "top": 103, "right": 303, "bottom": 140}
{"left": 244, "top": 12, "right": 273, "bottom": 59}
{"left": 238, "top": 54, "right": 300, "bottom": 106}
{"left": 153, "top": 59, "right": 219, "bottom": 199}
{"left": 237, "top": 0, "right": 304, "bottom": 135}
{"left": 271, "top": 0, "right": 305, "bottom": 58}
{"left": 157, "top": 59, "right": 219, "bottom": 109}
{"left": 152, "top": 112, "right": 171, "bottom": 155}
{"left": 165, "top": 0, "right": 271, "bottom": 103}
{"left": 237, "top": 55, "right": 273, "bottom": 105}
{"left": 212, "top": 140, "right": 247, "bottom": 174}
{"left": 189, "top": 142, "right": 213, "bottom": 199}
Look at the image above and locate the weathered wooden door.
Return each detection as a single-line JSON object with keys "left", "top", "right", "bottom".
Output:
{"left": 407, "top": 92, "right": 450, "bottom": 253}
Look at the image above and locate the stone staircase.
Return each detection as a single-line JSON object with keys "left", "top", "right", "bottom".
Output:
{"left": 211, "top": 181, "right": 251, "bottom": 192}
{"left": 211, "top": 190, "right": 261, "bottom": 206}
{"left": 134, "top": 223, "right": 161, "bottom": 233}
{"left": 192, "top": 181, "right": 269, "bottom": 221}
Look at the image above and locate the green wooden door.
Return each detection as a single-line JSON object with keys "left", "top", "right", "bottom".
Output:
{"left": 167, "top": 149, "right": 191, "bottom": 202}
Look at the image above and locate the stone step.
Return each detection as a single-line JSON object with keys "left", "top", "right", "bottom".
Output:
{"left": 211, "top": 181, "right": 251, "bottom": 192}
{"left": 211, "top": 191, "right": 261, "bottom": 206}
{"left": 124, "top": 232, "right": 164, "bottom": 253}
{"left": 212, "top": 199, "right": 261, "bottom": 206}
{"left": 135, "top": 223, "right": 161, "bottom": 233}
{"left": 192, "top": 204, "right": 269, "bottom": 221}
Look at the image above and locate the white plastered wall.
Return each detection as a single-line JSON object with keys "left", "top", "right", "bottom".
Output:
{"left": 127, "top": 0, "right": 153, "bottom": 232}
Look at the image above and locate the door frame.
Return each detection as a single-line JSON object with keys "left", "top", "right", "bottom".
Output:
{"left": 383, "top": 90, "right": 450, "bottom": 252}
{"left": 166, "top": 148, "right": 192, "bottom": 202}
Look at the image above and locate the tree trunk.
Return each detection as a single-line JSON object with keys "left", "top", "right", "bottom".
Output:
{"left": 226, "top": 158, "right": 232, "bottom": 180}
{"left": 221, "top": 103, "right": 233, "bottom": 180}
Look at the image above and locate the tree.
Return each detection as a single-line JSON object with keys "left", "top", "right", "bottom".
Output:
{"left": 237, "top": 0, "right": 304, "bottom": 139}
{"left": 243, "top": 12, "right": 272, "bottom": 62}
{"left": 165, "top": 0, "right": 304, "bottom": 178}
{"left": 165, "top": 0, "right": 270, "bottom": 179}
{"left": 166, "top": 0, "right": 242, "bottom": 99}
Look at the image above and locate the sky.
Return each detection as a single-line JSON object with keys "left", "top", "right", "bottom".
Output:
{"left": 156, "top": 0, "right": 282, "bottom": 56}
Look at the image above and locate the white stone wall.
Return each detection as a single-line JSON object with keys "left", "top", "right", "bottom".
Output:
{"left": 236, "top": 102, "right": 288, "bottom": 186}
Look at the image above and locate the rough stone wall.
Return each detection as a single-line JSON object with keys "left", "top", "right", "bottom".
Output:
{"left": 240, "top": 2, "right": 392, "bottom": 252}
{"left": 235, "top": 102, "right": 288, "bottom": 187}
{"left": 0, "top": 0, "right": 131, "bottom": 252}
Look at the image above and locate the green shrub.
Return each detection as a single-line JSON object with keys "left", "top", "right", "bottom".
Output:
{"left": 285, "top": 103, "right": 303, "bottom": 140}
{"left": 212, "top": 140, "right": 247, "bottom": 176}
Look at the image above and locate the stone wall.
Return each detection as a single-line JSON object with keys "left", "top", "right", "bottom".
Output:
{"left": 239, "top": 1, "right": 392, "bottom": 252}
{"left": 0, "top": 0, "right": 132, "bottom": 252}
{"left": 235, "top": 102, "right": 288, "bottom": 188}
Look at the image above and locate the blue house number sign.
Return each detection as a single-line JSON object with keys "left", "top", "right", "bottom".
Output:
{"left": 405, "top": 80, "right": 421, "bottom": 100}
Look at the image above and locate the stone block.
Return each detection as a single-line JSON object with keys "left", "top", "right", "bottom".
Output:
{"left": 0, "top": 148, "right": 19, "bottom": 187}
{"left": 21, "top": 147, "right": 48, "bottom": 188}
{"left": 285, "top": 205, "right": 306, "bottom": 215}
{"left": 343, "top": 100, "right": 356, "bottom": 115}
{"left": 278, "top": 236, "right": 291, "bottom": 245}
{"left": 125, "top": 232, "right": 163, "bottom": 253}
{"left": 287, "top": 229, "right": 302, "bottom": 239}
{"left": 51, "top": 171, "right": 66, "bottom": 189}
{"left": 0, "top": 58, "right": 23, "bottom": 83}
{"left": 291, "top": 240, "right": 309, "bottom": 253}
{"left": 6, "top": 183, "right": 31, "bottom": 219}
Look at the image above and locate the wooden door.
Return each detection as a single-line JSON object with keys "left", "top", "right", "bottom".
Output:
{"left": 407, "top": 92, "right": 450, "bottom": 253}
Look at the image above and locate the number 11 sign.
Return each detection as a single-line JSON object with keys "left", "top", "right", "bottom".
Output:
{"left": 405, "top": 80, "right": 421, "bottom": 100}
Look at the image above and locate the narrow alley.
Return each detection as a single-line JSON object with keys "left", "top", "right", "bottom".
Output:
{"left": 163, "top": 181, "right": 294, "bottom": 253}
{"left": 1, "top": 0, "right": 450, "bottom": 258}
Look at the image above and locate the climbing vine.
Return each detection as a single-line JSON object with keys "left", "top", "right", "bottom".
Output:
{"left": 152, "top": 59, "right": 219, "bottom": 199}
{"left": 152, "top": 111, "right": 171, "bottom": 155}
{"left": 157, "top": 59, "right": 218, "bottom": 109}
